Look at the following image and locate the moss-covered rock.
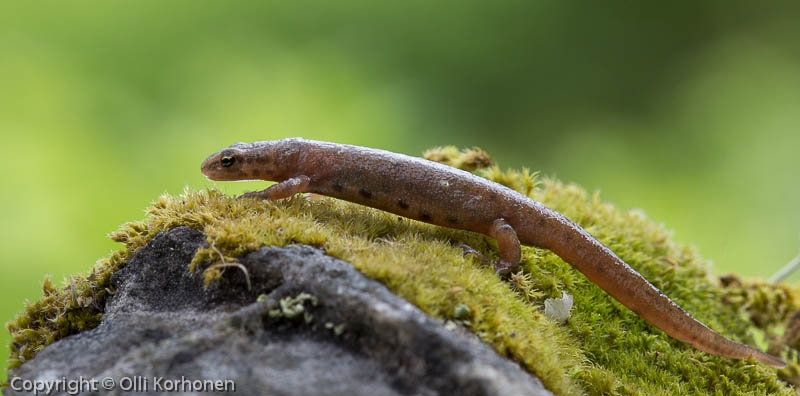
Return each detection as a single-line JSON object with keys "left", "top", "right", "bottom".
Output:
{"left": 6, "top": 148, "right": 797, "bottom": 395}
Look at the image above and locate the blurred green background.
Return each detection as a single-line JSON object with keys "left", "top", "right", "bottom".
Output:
{"left": 2, "top": 1, "right": 798, "bottom": 375}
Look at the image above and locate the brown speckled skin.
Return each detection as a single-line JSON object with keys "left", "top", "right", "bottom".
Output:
{"left": 201, "top": 138, "right": 785, "bottom": 368}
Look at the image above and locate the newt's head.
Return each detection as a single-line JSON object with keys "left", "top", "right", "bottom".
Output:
{"left": 201, "top": 139, "right": 300, "bottom": 182}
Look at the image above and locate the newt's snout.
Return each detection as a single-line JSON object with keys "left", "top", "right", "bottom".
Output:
{"left": 200, "top": 153, "right": 222, "bottom": 180}
{"left": 201, "top": 149, "right": 245, "bottom": 181}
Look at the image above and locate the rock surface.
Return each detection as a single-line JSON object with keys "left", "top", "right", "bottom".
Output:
{"left": 6, "top": 226, "right": 551, "bottom": 396}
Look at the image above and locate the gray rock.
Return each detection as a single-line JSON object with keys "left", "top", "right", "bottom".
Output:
{"left": 6, "top": 226, "right": 551, "bottom": 396}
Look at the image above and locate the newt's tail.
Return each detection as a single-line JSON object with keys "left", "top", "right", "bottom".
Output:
{"left": 543, "top": 216, "right": 786, "bottom": 368}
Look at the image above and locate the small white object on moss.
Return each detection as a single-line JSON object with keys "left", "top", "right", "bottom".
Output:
{"left": 544, "top": 292, "right": 573, "bottom": 324}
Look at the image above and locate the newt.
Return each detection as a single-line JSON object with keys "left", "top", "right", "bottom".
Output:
{"left": 201, "top": 138, "right": 786, "bottom": 368}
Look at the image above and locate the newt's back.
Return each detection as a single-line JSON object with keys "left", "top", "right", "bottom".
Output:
{"left": 294, "top": 139, "right": 549, "bottom": 241}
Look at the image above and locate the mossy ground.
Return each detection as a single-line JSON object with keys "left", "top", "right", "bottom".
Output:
{"left": 6, "top": 148, "right": 798, "bottom": 395}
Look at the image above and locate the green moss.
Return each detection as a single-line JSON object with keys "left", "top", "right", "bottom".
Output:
{"left": 6, "top": 148, "right": 797, "bottom": 395}
{"left": 422, "top": 145, "right": 494, "bottom": 172}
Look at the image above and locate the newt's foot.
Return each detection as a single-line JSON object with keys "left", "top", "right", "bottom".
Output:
{"left": 460, "top": 243, "right": 492, "bottom": 264}
{"left": 238, "top": 190, "right": 266, "bottom": 200}
{"left": 459, "top": 244, "right": 518, "bottom": 276}
{"left": 494, "top": 261, "right": 518, "bottom": 276}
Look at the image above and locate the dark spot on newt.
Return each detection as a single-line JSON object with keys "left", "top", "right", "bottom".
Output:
{"left": 332, "top": 182, "right": 345, "bottom": 192}
{"left": 419, "top": 212, "right": 433, "bottom": 222}
{"left": 445, "top": 216, "right": 459, "bottom": 224}
{"left": 358, "top": 188, "right": 372, "bottom": 199}
{"left": 397, "top": 199, "right": 409, "bottom": 209}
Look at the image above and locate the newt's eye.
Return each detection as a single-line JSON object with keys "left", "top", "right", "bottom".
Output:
{"left": 220, "top": 152, "right": 236, "bottom": 168}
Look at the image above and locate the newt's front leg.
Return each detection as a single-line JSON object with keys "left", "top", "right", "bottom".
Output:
{"left": 240, "top": 175, "right": 312, "bottom": 200}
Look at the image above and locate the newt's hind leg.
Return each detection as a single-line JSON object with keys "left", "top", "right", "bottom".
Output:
{"left": 489, "top": 218, "right": 522, "bottom": 275}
